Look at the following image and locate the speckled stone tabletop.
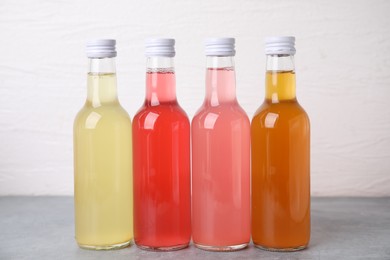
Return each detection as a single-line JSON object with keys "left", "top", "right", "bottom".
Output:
{"left": 0, "top": 197, "right": 389, "bottom": 259}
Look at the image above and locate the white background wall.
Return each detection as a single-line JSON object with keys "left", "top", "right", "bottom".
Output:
{"left": 0, "top": 0, "right": 389, "bottom": 196}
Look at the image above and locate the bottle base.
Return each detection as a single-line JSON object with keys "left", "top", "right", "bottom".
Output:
{"left": 254, "top": 243, "right": 307, "bottom": 252}
{"left": 194, "top": 242, "right": 248, "bottom": 252}
{"left": 77, "top": 240, "right": 132, "bottom": 250}
{"left": 136, "top": 243, "right": 189, "bottom": 252}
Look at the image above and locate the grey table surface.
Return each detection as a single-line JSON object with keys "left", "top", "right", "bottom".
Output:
{"left": 0, "top": 197, "right": 389, "bottom": 260}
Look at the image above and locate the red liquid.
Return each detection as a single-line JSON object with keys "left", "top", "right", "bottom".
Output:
{"left": 133, "top": 71, "right": 191, "bottom": 250}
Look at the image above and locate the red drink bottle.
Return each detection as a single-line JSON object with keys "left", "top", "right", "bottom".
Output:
{"left": 132, "top": 38, "right": 191, "bottom": 251}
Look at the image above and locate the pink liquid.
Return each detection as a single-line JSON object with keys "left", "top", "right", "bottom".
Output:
{"left": 192, "top": 68, "right": 251, "bottom": 248}
{"left": 133, "top": 71, "right": 191, "bottom": 250}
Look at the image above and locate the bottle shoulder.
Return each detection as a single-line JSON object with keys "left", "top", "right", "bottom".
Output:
{"left": 192, "top": 103, "right": 250, "bottom": 130}
{"left": 135, "top": 102, "right": 187, "bottom": 118}
{"left": 194, "top": 103, "right": 249, "bottom": 121}
{"left": 74, "top": 103, "right": 131, "bottom": 129}
{"left": 252, "top": 100, "right": 309, "bottom": 128}
{"left": 133, "top": 102, "right": 189, "bottom": 128}
{"left": 254, "top": 99, "right": 307, "bottom": 115}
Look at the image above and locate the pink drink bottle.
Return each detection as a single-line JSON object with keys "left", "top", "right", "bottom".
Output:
{"left": 191, "top": 38, "right": 251, "bottom": 251}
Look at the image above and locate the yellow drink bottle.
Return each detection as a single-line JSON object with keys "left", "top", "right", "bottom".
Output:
{"left": 74, "top": 39, "right": 133, "bottom": 250}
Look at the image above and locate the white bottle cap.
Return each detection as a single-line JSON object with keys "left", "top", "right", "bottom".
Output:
{"left": 145, "top": 38, "right": 175, "bottom": 57}
{"left": 265, "top": 36, "right": 296, "bottom": 55}
{"left": 86, "top": 39, "right": 117, "bottom": 58}
{"left": 205, "top": 38, "right": 235, "bottom": 56}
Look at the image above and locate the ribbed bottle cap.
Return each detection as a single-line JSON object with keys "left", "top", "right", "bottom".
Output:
{"left": 205, "top": 38, "right": 235, "bottom": 56}
{"left": 265, "top": 36, "right": 296, "bottom": 55}
{"left": 145, "top": 38, "right": 175, "bottom": 57}
{"left": 86, "top": 39, "right": 116, "bottom": 58}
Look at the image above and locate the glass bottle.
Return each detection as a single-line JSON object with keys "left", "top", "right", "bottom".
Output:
{"left": 192, "top": 38, "right": 251, "bottom": 251}
{"left": 74, "top": 39, "right": 133, "bottom": 250}
{"left": 132, "top": 38, "right": 191, "bottom": 251}
{"left": 251, "top": 36, "right": 310, "bottom": 251}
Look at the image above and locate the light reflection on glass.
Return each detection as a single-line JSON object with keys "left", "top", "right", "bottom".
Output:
{"left": 204, "top": 113, "right": 219, "bottom": 129}
{"left": 85, "top": 111, "right": 101, "bottom": 129}
{"left": 144, "top": 112, "right": 159, "bottom": 130}
{"left": 265, "top": 112, "right": 279, "bottom": 128}
{"left": 272, "top": 93, "right": 279, "bottom": 103}
{"left": 151, "top": 93, "right": 160, "bottom": 106}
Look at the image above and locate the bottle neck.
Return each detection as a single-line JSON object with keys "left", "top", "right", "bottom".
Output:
{"left": 265, "top": 54, "right": 296, "bottom": 103}
{"left": 205, "top": 56, "right": 237, "bottom": 106}
{"left": 145, "top": 57, "right": 176, "bottom": 106}
{"left": 87, "top": 57, "right": 118, "bottom": 107}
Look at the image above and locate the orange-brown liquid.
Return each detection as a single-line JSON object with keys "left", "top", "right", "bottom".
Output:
{"left": 251, "top": 71, "right": 310, "bottom": 250}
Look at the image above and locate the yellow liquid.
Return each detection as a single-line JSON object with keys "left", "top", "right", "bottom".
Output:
{"left": 265, "top": 70, "right": 296, "bottom": 101}
{"left": 74, "top": 73, "right": 133, "bottom": 249}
